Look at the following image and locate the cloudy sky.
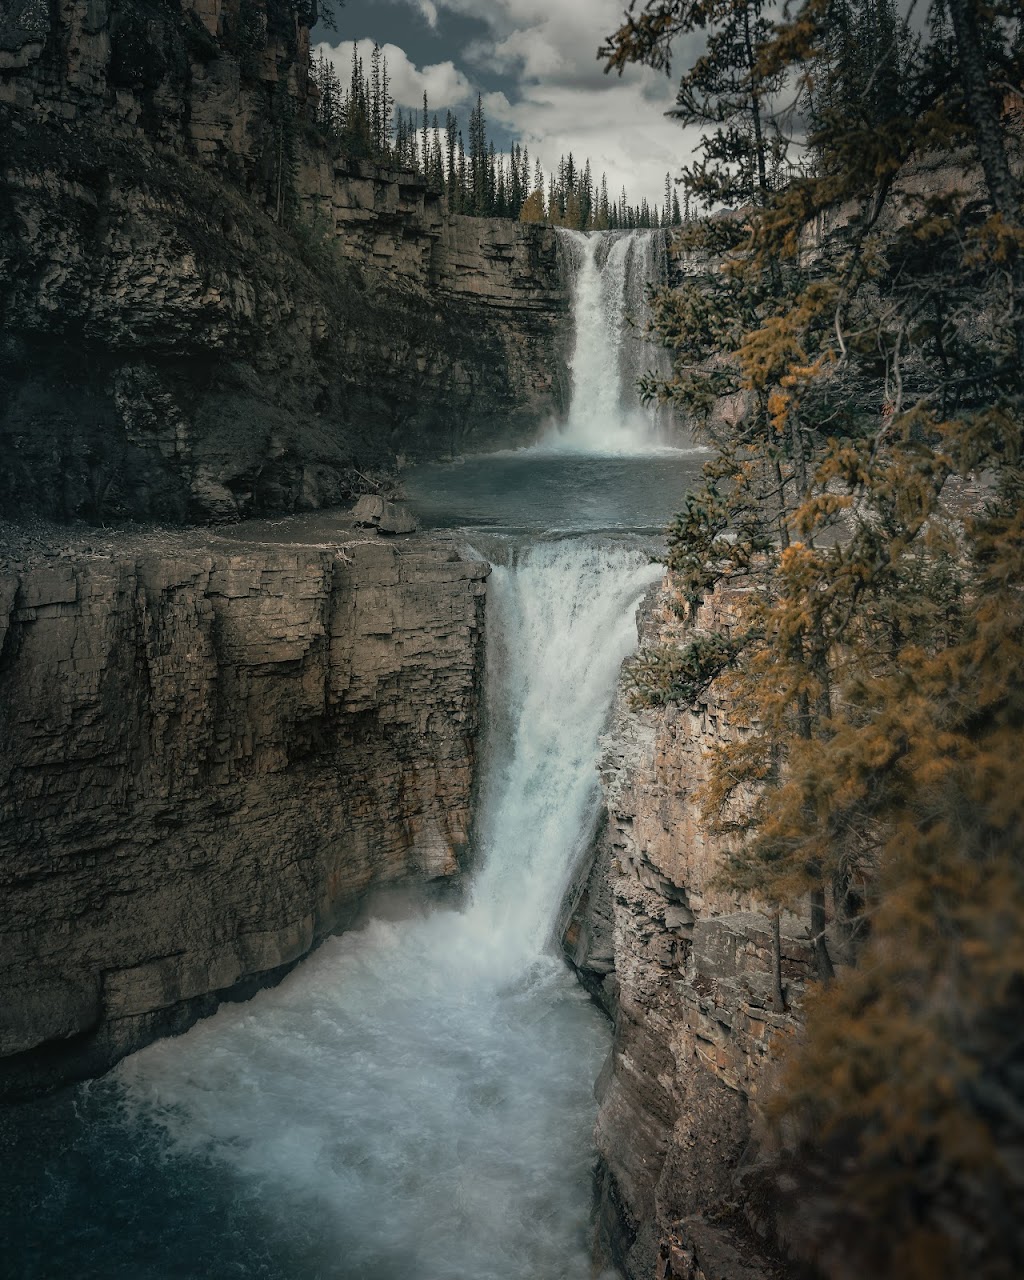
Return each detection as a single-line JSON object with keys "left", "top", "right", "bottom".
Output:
{"left": 312, "top": 0, "right": 703, "bottom": 209}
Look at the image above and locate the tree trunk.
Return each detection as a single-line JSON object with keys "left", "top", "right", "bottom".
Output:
{"left": 275, "top": 127, "right": 284, "bottom": 224}
{"left": 810, "top": 888, "right": 835, "bottom": 983}
{"left": 772, "top": 453, "right": 790, "bottom": 550}
{"left": 771, "top": 909, "right": 786, "bottom": 1011}
{"left": 946, "top": 0, "right": 1020, "bottom": 220}
{"left": 946, "top": 0, "right": 1024, "bottom": 367}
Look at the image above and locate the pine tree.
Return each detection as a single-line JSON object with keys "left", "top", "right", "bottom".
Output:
{"left": 370, "top": 43, "right": 383, "bottom": 152}
{"left": 495, "top": 154, "right": 508, "bottom": 218}
{"left": 456, "top": 132, "right": 467, "bottom": 212}
{"left": 468, "top": 94, "right": 487, "bottom": 214}
{"left": 604, "top": 0, "right": 783, "bottom": 209}
{"left": 357, "top": 51, "right": 376, "bottom": 156}
{"left": 379, "top": 51, "right": 392, "bottom": 157}
{"left": 312, "top": 51, "right": 343, "bottom": 139}
{"left": 486, "top": 140, "right": 498, "bottom": 215}
{"left": 507, "top": 143, "right": 522, "bottom": 218}
{"left": 445, "top": 110, "right": 458, "bottom": 193}
{"left": 430, "top": 113, "right": 443, "bottom": 189}
{"left": 598, "top": 173, "right": 610, "bottom": 230}
{"left": 519, "top": 185, "right": 546, "bottom": 223}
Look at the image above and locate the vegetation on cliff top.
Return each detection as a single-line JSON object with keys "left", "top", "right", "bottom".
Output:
{"left": 309, "top": 42, "right": 680, "bottom": 231}
{"left": 610, "top": 0, "right": 1024, "bottom": 1274}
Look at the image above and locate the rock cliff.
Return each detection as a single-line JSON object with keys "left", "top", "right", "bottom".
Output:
{"left": 0, "top": 0, "right": 570, "bottom": 524}
{"left": 0, "top": 526, "right": 487, "bottom": 1097}
{"left": 565, "top": 584, "right": 817, "bottom": 1280}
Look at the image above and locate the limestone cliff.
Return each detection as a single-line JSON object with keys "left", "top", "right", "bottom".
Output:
{"left": 565, "top": 584, "right": 818, "bottom": 1280}
{"left": 0, "top": 0, "right": 570, "bottom": 523}
{"left": 0, "top": 527, "right": 487, "bottom": 1097}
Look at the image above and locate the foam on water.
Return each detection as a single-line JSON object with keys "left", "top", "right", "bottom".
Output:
{"left": 108, "top": 539, "right": 661, "bottom": 1279}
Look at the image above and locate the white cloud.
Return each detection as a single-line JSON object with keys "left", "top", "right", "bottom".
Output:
{"left": 415, "top": 0, "right": 439, "bottom": 28}
{"left": 478, "top": 26, "right": 567, "bottom": 81}
{"left": 314, "top": 39, "right": 474, "bottom": 110}
{"left": 478, "top": 89, "right": 511, "bottom": 120}
{"left": 433, "top": 0, "right": 700, "bottom": 84}
{"left": 503, "top": 81, "right": 701, "bottom": 214}
{"left": 429, "top": 0, "right": 703, "bottom": 205}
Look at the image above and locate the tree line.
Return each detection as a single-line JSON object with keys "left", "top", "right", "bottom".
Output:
{"left": 609, "top": 0, "right": 1024, "bottom": 1274}
{"left": 309, "top": 44, "right": 685, "bottom": 230}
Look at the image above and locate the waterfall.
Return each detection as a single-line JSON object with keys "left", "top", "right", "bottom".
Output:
{"left": 542, "top": 229, "right": 674, "bottom": 454}
{"left": 100, "top": 539, "right": 660, "bottom": 1280}
{"left": 467, "top": 541, "right": 662, "bottom": 966}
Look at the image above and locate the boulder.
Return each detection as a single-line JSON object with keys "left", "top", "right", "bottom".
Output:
{"left": 351, "top": 494, "right": 418, "bottom": 535}
{"left": 378, "top": 501, "right": 418, "bottom": 535}
{"left": 351, "top": 494, "right": 385, "bottom": 526}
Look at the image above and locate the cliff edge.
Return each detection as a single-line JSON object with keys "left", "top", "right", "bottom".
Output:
{"left": 565, "top": 583, "right": 822, "bottom": 1280}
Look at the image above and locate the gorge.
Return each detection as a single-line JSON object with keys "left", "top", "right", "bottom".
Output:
{"left": 0, "top": 224, "right": 759, "bottom": 1279}
{"left": 4, "top": 1, "right": 1020, "bottom": 1276}
{"left": 0, "top": 0, "right": 572, "bottom": 522}
{"left": 0, "top": 5, "right": 856, "bottom": 1278}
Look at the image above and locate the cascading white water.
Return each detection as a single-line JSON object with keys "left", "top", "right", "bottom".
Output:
{"left": 541, "top": 229, "right": 674, "bottom": 454}
{"left": 113, "top": 539, "right": 661, "bottom": 1279}
{"left": 468, "top": 541, "right": 662, "bottom": 964}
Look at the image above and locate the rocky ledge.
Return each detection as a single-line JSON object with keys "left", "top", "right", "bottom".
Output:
{"left": 0, "top": 519, "right": 488, "bottom": 1097}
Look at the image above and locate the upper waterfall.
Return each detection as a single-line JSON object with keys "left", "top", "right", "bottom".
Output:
{"left": 540, "top": 229, "right": 675, "bottom": 454}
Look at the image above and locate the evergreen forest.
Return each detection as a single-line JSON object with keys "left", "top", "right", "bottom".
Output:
{"left": 610, "top": 1, "right": 1024, "bottom": 1274}
{"left": 309, "top": 44, "right": 681, "bottom": 229}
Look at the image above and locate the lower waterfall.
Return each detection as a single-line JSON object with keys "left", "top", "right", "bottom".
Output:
{"left": 22, "top": 539, "right": 658, "bottom": 1279}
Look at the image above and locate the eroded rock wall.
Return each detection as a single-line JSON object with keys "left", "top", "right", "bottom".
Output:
{"left": 567, "top": 584, "right": 815, "bottom": 1280}
{"left": 0, "top": 534, "right": 487, "bottom": 1096}
{"left": 0, "top": 0, "right": 570, "bottom": 523}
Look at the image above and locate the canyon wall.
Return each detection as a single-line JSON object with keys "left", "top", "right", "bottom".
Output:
{"left": 0, "top": 0, "right": 570, "bottom": 524}
{"left": 565, "top": 585, "right": 819, "bottom": 1280}
{"left": 0, "top": 530, "right": 487, "bottom": 1097}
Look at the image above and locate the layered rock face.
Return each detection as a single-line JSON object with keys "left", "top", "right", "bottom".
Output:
{"left": 0, "top": 532, "right": 487, "bottom": 1097}
{"left": 566, "top": 586, "right": 815, "bottom": 1280}
{"left": 0, "top": 0, "right": 570, "bottom": 523}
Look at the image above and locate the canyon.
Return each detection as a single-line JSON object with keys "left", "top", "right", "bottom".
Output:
{"left": 1, "top": 4, "right": 811, "bottom": 1275}
{"left": 0, "top": 517, "right": 815, "bottom": 1278}
{"left": 1, "top": 518, "right": 824, "bottom": 1280}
